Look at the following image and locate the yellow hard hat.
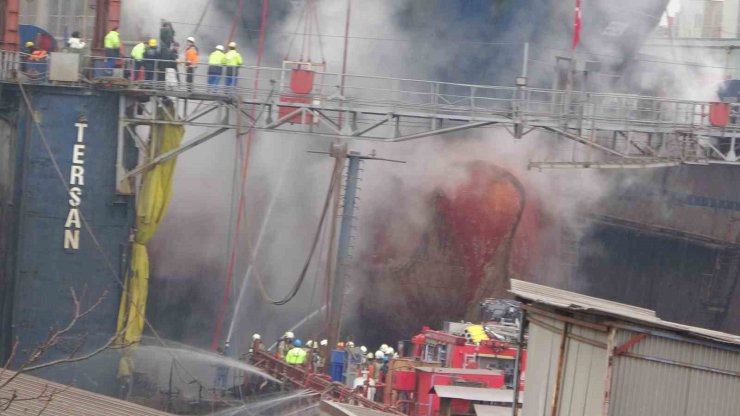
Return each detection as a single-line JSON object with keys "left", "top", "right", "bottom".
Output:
{"left": 25, "top": 41, "right": 34, "bottom": 48}
{"left": 228, "top": 41, "right": 237, "bottom": 48}
{"left": 148, "top": 39, "right": 157, "bottom": 47}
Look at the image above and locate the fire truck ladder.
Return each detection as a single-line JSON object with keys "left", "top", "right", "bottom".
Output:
{"left": 249, "top": 348, "right": 403, "bottom": 415}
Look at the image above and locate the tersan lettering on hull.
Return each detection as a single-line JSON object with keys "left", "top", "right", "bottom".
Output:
{"left": 64, "top": 122, "right": 87, "bottom": 250}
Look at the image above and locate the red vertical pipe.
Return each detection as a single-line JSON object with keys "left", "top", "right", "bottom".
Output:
{"left": 340, "top": 0, "right": 352, "bottom": 96}
{"left": 211, "top": 0, "right": 270, "bottom": 352}
{"left": 227, "top": 0, "right": 246, "bottom": 44}
{"left": 338, "top": 0, "right": 351, "bottom": 127}
{"left": 1, "top": 0, "right": 20, "bottom": 51}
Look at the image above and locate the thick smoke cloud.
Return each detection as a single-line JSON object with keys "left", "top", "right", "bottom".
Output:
{"left": 122, "top": 0, "right": 711, "bottom": 352}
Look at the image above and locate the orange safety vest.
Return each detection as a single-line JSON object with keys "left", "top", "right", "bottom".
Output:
{"left": 185, "top": 46, "right": 199, "bottom": 67}
{"left": 30, "top": 50, "right": 48, "bottom": 61}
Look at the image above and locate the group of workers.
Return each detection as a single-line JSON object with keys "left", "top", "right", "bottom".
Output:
{"left": 268, "top": 331, "right": 397, "bottom": 400}
{"left": 107, "top": 21, "right": 244, "bottom": 90}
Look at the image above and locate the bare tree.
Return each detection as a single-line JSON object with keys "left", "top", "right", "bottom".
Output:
{"left": 0, "top": 287, "right": 131, "bottom": 413}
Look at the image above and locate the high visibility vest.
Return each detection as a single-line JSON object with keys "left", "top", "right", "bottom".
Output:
{"left": 224, "top": 50, "right": 243, "bottom": 66}
{"left": 208, "top": 50, "right": 226, "bottom": 66}
{"left": 285, "top": 348, "right": 307, "bottom": 365}
{"left": 131, "top": 43, "right": 146, "bottom": 60}
{"left": 104, "top": 30, "right": 120, "bottom": 49}
{"left": 185, "top": 46, "right": 199, "bottom": 66}
{"left": 30, "top": 50, "right": 48, "bottom": 61}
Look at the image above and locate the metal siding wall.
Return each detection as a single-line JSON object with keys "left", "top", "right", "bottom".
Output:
{"left": 10, "top": 87, "right": 133, "bottom": 394}
{"left": 610, "top": 329, "right": 740, "bottom": 416}
{"left": 522, "top": 316, "right": 563, "bottom": 416}
{"left": 557, "top": 325, "right": 607, "bottom": 416}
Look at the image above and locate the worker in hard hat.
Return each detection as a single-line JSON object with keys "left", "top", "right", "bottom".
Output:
{"left": 276, "top": 331, "right": 295, "bottom": 360}
{"left": 223, "top": 41, "right": 243, "bottom": 88}
{"left": 207, "top": 45, "right": 226, "bottom": 92}
{"left": 103, "top": 26, "right": 121, "bottom": 75}
{"left": 142, "top": 39, "right": 160, "bottom": 83}
{"left": 285, "top": 340, "right": 307, "bottom": 365}
{"left": 20, "top": 41, "right": 34, "bottom": 72}
{"left": 184, "top": 37, "right": 199, "bottom": 91}
{"left": 130, "top": 39, "right": 146, "bottom": 81}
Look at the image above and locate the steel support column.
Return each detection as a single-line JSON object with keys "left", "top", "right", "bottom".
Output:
{"left": 327, "top": 148, "right": 362, "bottom": 352}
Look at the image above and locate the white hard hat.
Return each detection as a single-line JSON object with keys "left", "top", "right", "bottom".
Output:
{"left": 252, "top": 333, "right": 261, "bottom": 341}
{"left": 360, "top": 346, "right": 367, "bottom": 354}
{"left": 228, "top": 41, "right": 237, "bottom": 48}
{"left": 393, "top": 353, "right": 399, "bottom": 359}
{"left": 216, "top": 45, "right": 224, "bottom": 51}
{"left": 374, "top": 350, "right": 385, "bottom": 359}
{"left": 306, "top": 340, "right": 315, "bottom": 348}
{"left": 320, "top": 339, "right": 328, "bottom": 346}
{"left": 366, "top": 353, "right": 374, "bottom": 359}
{"left": 187, "top": 36, "right": 195, "bottom": 43}
{"left": 284, "top": 331, "right": 295, "bottom": 339}
{"left": 380, "top": 344, "right": 389, "bottom": 353}
{"left": 347, "top": 341, "right": 355, "bottom": 348}
{"left": 386, "top": 347, "right": 394, "bottom": 355}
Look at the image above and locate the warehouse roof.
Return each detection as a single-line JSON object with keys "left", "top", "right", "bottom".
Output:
{"left": 510, "top": 279, "right": 740, "bottom": 347}
{"left": 320, "top": 400, "right": 397, "bottom": 416}
{"left": 429, "top": 385, "right": 521, "bottom": 403}
{"left": 474, "top": 404, "right": 514, "bottom": 416}
{"left": 416, "top": 367, "right": 504, "bottom": 376}
{"left": 0, "top": 369, "right": 172, "bottom": 416}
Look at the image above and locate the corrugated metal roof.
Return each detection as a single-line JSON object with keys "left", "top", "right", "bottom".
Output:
{"left": 416, "top": 367, "right": 504, "bottom": 375}
{"left": 430, "top": 385, "right": 521, "bottom": 403}
{"left": 320, "top": 400, "right": 396, "bottom": 416}
{"left": 510, "top": 279, "right": 740, "bottom": 346}
{"left": 474, "top": 404, "right": 513, "bottom": 416}
{"left": 0, "top": 370, "right": 172, "bottom": 416}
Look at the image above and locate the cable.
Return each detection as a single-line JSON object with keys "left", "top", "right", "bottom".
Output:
{"left": 251, "top": 155, "right": 341, "bottom": 306}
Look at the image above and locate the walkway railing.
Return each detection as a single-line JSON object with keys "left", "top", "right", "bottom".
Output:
{"left": 1, "top": 50, "right": 733, "bottom": 132}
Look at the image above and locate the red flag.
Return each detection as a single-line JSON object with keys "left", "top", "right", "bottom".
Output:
{"left": 573, "top": 0, "right": 582, "bottom": 49}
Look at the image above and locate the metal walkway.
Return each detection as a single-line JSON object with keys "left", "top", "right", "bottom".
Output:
{"left": 2, "top": 51, "right": 739, "bottom": 182}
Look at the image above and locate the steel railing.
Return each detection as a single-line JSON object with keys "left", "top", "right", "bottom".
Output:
{"left": 1, "top": 50, "right": 738, "bottom": 135}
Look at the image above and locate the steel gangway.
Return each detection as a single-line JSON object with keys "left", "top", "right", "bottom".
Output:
{"left": 2, "top": 50, "right": 740, "bottom": 186}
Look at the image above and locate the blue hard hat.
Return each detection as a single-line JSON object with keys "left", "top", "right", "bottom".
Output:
{"left": 294, "top": 339, "right": 302, "bottom": 347}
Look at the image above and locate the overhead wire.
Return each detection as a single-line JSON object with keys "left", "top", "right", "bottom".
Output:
{"left": 249, "top": 155, "right": 341, "bottom": 306}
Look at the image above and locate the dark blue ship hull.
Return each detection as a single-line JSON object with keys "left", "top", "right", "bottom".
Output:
{"left": 0, "top": 85, "right": 135, "bottom": 393}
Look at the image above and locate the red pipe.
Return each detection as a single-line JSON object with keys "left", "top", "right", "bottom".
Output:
{"left": 211, "top": 0, "right": 270, "bottom": 352}
{"left": 227, "top": 0, "right": 246, "bottom": 43}
{"left": 1, "top": 0, "right": 19, "bottom": 51}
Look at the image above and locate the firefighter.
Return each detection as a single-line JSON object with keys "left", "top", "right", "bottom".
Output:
{"left": 285, "top": 340, "right": 307, "bottom": 365}
{"left": 276, "top": 331, "right": 295, "bottom": 359}
{"left": 184, "top": 37, "right": 199, "bottom": 91}
{"left": 104, "top": 26, "right": 121, "bottom": 74}
{"left": 142, "top": 39, "right": 159, "bottom": 83}
{"left": 130, "top": 39, "right": 146, "bottom": 81}
{"left": 224, "top": 41, "right": 243, "bottom": 88}
{"left": 207, "top": 45, "right": 226, "bottom": 92}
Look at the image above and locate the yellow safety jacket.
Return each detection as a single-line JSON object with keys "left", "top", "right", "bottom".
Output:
{"left": 224, "top": 50, "right": 243, "bottom": 66}
{"left": 208, "top": 50, "right": 226, "bottom": 66}
{"left": 285, "top": 347, "right": 307, "bottom": 365}
{"left": 131, "top": 43, "right": 146, "bottom": 60}
{"left": 104, "top": 30, "right": 120, "bottom": 49}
